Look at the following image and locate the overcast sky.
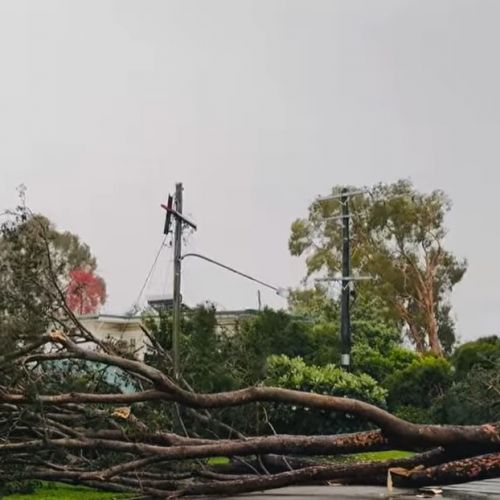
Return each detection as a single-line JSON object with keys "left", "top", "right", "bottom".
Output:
{"left": 1, "top": 1, "right": 499, "bottom": 341}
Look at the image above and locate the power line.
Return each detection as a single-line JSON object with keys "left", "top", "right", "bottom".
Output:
{"left": 129, "top": 235, "right": 167, "bottom": 314}
{"left": 181, "top": 253, "right": 288, "bottom": 297}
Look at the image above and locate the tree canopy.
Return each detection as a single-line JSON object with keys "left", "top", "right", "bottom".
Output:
{"left": 289, "top": 179, "right": 466, "bottom": 355}
{"left": 0, "top": 208, "right": 105, "bottom": 344}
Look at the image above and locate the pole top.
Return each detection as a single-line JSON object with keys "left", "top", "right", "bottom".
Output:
{"left": 161, "top": 203, "right": 197, "bottom": 231}
{"left": 316, "top": 189, "right": 369, "bottom": 202}
{"left": 316, "top": 276, "right": 373, "bottom": 282}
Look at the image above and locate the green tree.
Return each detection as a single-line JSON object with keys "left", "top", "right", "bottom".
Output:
{"left": 143, "top": 304, "right": 238, "bottom": 392}
{"left": 182, "top": 305, "right": 238, "bottom": 392}
{"left": 289, "top": 285, "right": 413, "bottom": 376}
{"left": 289, "top": 179, "right": 466, "bottom": 356}
{"left": 451, "top": 336, "right": 500, "bottom": 379}
{"left": 288, "top": 284, "right": 339, "bottom": 322}
{"left": 350, "top": 295, "right": 417, "bottom": 382}
{"left": 232, "top": 308, "right": 315, "bottom": 384}
{"left": 432, "top": 362, "right": 500, "bottom": 425}
{"left": 0, "top": 208, "right": 104, "bottom": 344}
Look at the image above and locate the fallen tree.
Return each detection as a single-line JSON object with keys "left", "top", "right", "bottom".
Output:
{"left": 2, "top": 208, "right": 499, "bottom": 497}
{"left": 0, "top": 326, "right": 499, "bottom": 499}
{"left": 0, "top": 212, "right": 497, "bottom": 495}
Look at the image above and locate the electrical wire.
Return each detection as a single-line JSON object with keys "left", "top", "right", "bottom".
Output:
{"left": 129, "top": 235, "right": 167, "bottom": 314}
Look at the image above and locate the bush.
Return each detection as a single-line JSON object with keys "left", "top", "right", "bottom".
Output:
{"left": 0, "top": 480, "right": 42, "bottom": 495}
{"left": 352, "top": 345, "right": 418, "bottom": 384}
{"left": 394, "top": 405, "right": 434, "bottom": 424}
{"left": 264, "top": 355, "right": 387, "bottom": 435}
{"left": 385, "top": 356, "right": 452, "bottom": 411}
{"left": 451, "top": 336, "right": 500, "bottom": 379}
{"left": 431, "top": 363, "right": 500, "bottom": 425}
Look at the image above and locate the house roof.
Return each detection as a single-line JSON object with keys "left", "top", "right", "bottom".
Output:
{"left": 77, "top": 314, "right": 143, "bottom": 325}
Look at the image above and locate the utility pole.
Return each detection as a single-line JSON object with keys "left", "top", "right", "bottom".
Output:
{"left": 161, "top": 183, "right": 197, "bottom": 380}
{"left": 340, "top": 189, "right": 351, "bottom": 370}
{"left": 161, "top": 183, "right": 197, "bottom": 431}
{"left": 172, "top": 182, "right": 183, "bottom": 381}
{"left": 316, "top": 189, "right": 371, "bottom": 370}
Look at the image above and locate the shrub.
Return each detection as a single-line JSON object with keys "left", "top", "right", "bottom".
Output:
{"left": 385, "top": 356, "right": 452, "bottom": 411}
{"left": 451, "top": 336, "right": 500, "bottom": 379}
{"left": 352, "top": 345, "right": 418, "bottom": 384}
{"left": 264, "top": 355, "right": 387, "bottom": 435}
{"left": 394, "top": 405, "right": 434, "bottom": 424}
{"left": 431, "top": 363, "right": 500, "bottom": 425}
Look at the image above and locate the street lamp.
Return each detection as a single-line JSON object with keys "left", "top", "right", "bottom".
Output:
{"left": 181, "top": 252, "right": 289, "bottom": 299}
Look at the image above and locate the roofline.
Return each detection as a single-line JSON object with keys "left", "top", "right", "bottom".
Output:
{"left": 215, "top": 310, "right": 259, "bottom": 316}
{"left": 77, "top": 314, "right": 143, "bottom": 324}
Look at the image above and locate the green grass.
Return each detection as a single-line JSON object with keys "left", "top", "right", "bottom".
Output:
{"left": 351, "top": 450, "right": 414, "bottom": 462}
{"left": 206, "top": 456, "right": 230, "bottom": 465}
{"left": 323, "top": 449, "right": 414, "bottom": 465}
{"left": 203, "top": 452, "right": 413, "bottom": 467}
{"left": 5, "top": 483, "right": 129, "bottom": 500}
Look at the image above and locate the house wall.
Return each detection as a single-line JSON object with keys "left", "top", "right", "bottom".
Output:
{"left": 77, "top": 317, "right": 149, "bottom": 361}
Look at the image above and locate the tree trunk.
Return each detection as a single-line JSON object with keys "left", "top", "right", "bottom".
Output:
{"left": 393, "top": 452, "right": 500, "bottom": 487}
{"left": 426, "top": 305, "right": 443, "bottom": 357}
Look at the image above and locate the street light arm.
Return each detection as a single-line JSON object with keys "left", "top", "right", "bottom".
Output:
{"left": 181, "top": 253, "right": 287, "bottom": 297}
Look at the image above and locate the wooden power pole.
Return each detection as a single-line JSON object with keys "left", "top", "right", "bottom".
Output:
{"left": 172, "top": 182, "right": 183, "bottom": 381}
{"left": 161, "top": 183, "right": 197, "bottom": 380}
{"left": 161, "top": 183, "right": 197, "bottom": 430}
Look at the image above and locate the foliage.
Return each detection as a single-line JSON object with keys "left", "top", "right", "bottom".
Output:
{"left": 385, "top": 356, "right": 453, "bottom": 411}
{"left": 141, "top": 296, "right": 418, "bottom": 433}
{"left": 1, "top": 480, "right": 42, "bottom": 496}
{"left": 66, "top": 268, "right": 106, "bottom": 315}
{"left": 231, "top": 309, "right": 318, "bottom": 384}
{"left": 181, "top": 305, "right": 238, "bottom": 392}
{"left": 0, "top": 208, "right": 104, "bottom": 346}
{"left": 39, "top": 358, "right": 140, "bottom": 397}
{"left": 264, "top": 355, "right": 387, "bottom": 435}
{"left": 451, "top": 336, "right": 500, "bottom": 379}
{"left": 287, "top": 285, "right": 339, "bottom": 322}
{"left": 143, "top": 304, "right": 237, "bottom": 392}
{"left": 393, "top": 405, "right": 434, "bottom": 424}
{"left": 350, "top": 295, "right": 402, "bottom": 351}
{"left": 436, "top": 303, "right": 457, "bottom": 355}
{"left": 289, "top": 179, "right": 466, "bottom": 355}
{"left": 352, "top": 344, "right": 418, "bottom": 384}
{"left": 288, "top": 287, "right": 415, "bottom": 383}
{"left": 302, "top": 321, "right": 341, "bottom": 366}
{"left": 143, "top": 304, "right": 257, "bottom": 435}
{"left": 0, "top": 212, "right": 58, "bottom": 342}
{"left": 432, "top": 338, "right": 500, "bottom": 425}
{"left": 431, "top": 363, "right": 500, "bottom": 425}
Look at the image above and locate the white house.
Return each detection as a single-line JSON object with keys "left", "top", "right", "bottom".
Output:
{"left": 76, "top": 314, "right": 149, "bottom": 361}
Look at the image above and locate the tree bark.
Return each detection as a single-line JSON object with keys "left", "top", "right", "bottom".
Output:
{"left": 393, "top": 452, "right": 500, "bottom": 487}
{"left": 177, "top": 449, "right": 446, "bottom": 497}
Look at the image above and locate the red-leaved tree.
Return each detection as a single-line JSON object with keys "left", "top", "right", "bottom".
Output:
{"left": 66, "top": 268, "right": 106, "bottom": 315}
